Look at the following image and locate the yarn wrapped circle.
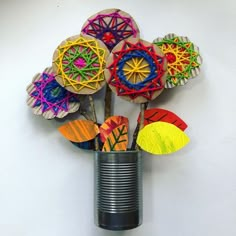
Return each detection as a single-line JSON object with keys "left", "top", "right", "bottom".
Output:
{"left": 81, "top": 8, "right": 140, "bottom": 51}
{"left": 52, "top": 34, "right": 109, "bottom": 94}
{"left": 105, "top": 37, "right": 167, "bottom": 103}
{"left": 153, "top": 33, "right": 202, "bottom": 88}
{"left": 26, "top": 67, "right": 80, "bottom": 119}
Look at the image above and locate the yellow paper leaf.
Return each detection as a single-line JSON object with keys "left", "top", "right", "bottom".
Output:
{"left": 58, "top": 120, "right": 99, "bottom": 142}
{"left": 137, "top": 121, "right": 190, "bottom": 155}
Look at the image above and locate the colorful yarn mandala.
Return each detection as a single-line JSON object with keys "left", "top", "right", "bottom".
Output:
{"left": 154, "top": 34, "right": 202, "bottom": 88}
{"left": 53, "top": 35, "right": 109, "bottom": 94}
{"left": 81, "top": 9, "right": 139, "bottom": 51}
{"left": 27, "top": 67, "right": 80, "bottom": 119}
{"left": 105, "top": 38, "right": 167, "bottom": 103}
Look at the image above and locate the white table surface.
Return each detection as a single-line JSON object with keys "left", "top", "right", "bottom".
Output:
{"left": 0, "top": 0, "right": 236, "bottom": 235}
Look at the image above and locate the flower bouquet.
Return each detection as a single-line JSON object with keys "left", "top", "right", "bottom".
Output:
{"left": 26, "top": 9, "right": 202, "bottom": 231}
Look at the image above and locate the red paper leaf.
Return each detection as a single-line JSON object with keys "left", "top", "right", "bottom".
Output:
{"left": 99, "top": 116, "right": 129, "bottom": 142}
{"left": 137, "top": 108, "right": 188, "bottom": 131}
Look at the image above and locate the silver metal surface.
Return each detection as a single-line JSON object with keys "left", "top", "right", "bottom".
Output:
{"left": 94, "top": 151, "right": 142, "bottom": 230}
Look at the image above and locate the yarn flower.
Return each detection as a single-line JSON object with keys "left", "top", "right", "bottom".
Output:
{"left": 26, "top": 67, "right": 80, "bottom": 119}
{"left": 81, "top": 9, "right": 140, "bottom": 51}
{"left": 105, "top": 38, "right": 167, "bottom": 103}
{"left": 53, "top": 34, "right": 109, "bottom": 95}
{"left": 153, "top": 33, "right": 202, "bottom": 88}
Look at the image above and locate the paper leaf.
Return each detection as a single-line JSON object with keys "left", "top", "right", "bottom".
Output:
{"left": 100, "top": 116, "right": 129, "bottom": 142}
{"left": 71, "top": 136, "right": 103, "bottom": 151}
{"left": 72, "top": 140, "right": 95, "bottom": 150}
{"left": 71, "top": 123, "right": 102, "bottom": 150}
{"left": 137, "top": 108, "right": 187, "bottom": 131}
{"left": 58, "top": 120, "right": 99, "bottom": 142}
{"left": 137, "top": 121, "right": 190, "bottom": 155}
{"left": 102, "top": 124, "right": 128, "bottom": 152}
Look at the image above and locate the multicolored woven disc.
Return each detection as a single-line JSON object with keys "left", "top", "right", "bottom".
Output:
{"left": 105, "top": 37, "right": 167, "bottom": 103}
{"left": 52, "top": 34, "right": 109, "bottom": 95}
{"left": 153, "top": 33, "right": 202, "bottom": 88}
{"left": 26, "top": 67, "right": 80, "bottom": 119}
{"left": 81, "top": 8, "right": 140, "bottom": 51}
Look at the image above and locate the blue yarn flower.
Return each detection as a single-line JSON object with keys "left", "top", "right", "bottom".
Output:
{"left": 27, "top": 68, "right": 80, "bottom": 119}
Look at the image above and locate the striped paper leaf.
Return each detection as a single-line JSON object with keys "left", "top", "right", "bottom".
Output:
{"left": 137, "top": 108, "right": 187, "bottom": 131}
{"left": 102, "top": 124, "right": 128, "bottom": 152}
{"left": 58, "top": 120, "right": 99, "bottom": 142}
{"left": 137, "top": 121, "right": 190, "bottom": 155}
{"left": 100, "top": 116, "right": 129, "bottom": 142}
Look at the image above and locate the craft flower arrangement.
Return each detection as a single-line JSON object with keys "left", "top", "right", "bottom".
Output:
{"left": 26, "top": 9, "right": 202, "bottom": 231}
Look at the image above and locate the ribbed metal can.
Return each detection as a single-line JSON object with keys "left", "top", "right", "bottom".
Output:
{"left": 94, "top": 151, "right": 142, "bottom": 230}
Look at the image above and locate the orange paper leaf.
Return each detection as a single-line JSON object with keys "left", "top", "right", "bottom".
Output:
{"left": 102, "top": 124, "right": 128, "bottom": 152}
{"left": 58, "top": 120, "right": 99, "bottom": 142}
{"left": 100, "top": 116, "right": 129, "bottom": 142}
{"left": 137, "top": 108, "right": 187, "bottom": 131}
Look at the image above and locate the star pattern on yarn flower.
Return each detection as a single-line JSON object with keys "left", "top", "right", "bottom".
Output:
{"left": 53, "top": 37, "right": 107, "bottom": 93}
{"left": 154, "top": 34, "right": 202, "bottom": 88}
{"left": 82, "top": 11, "right": 139, "bottom": 51}
{"left": 107, "top": 41, "right": 166, "bottom": 100}
{"left": 29, "top": 72, "right": 79, "bottom": 116}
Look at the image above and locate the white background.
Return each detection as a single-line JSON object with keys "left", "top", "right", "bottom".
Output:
{"left": 1, "top": 0, "right": 236, "bottom": 235}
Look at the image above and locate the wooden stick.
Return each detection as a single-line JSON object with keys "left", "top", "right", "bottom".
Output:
{"left": 80, "top": 110, "right": 91, "bottom": 120}
{"left": 104, "top": 85, "right": 112, "bottom": 121}
{"left": 88, "top": 95, "right": 99, "bottom": 151}
{"left": 139, "top": 103, "right": 145, "bottom": 131}
{"left": 131, "top": 102, "right": 148, "bottom": 150}
{"left": 78, "top": 95, "right": 92, "bottom": 120}
{"left": 130, "top": 123, "right": 140, "bottom": 150}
